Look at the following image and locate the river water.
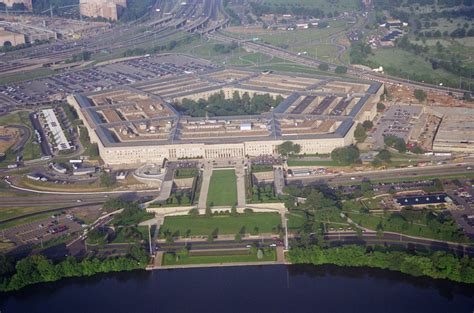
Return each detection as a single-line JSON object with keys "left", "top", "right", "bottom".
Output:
{"left": 1, "top": 265, "right": 474, "bottom": 313}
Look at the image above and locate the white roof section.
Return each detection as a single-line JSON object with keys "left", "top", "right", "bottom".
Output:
{"left": 42, "top": 109, "right": 71, "bottom": 151}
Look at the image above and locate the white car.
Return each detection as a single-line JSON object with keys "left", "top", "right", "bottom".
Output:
{"left": 269, "top": 243, "right": 277, "bottom": 247}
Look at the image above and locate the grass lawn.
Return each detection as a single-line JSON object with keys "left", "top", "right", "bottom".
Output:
{"left": 162, "top": 249, "right": 276, "bottom": 265}
{"left": 111, "top": 226, "right": 148, "bottom": 243}
{"left": 175, "top": 168, "right": 198, "bottom": 178}
{"left": 207, "top": 169, "right": 237, "bottom": 207}
{"left": 0, "top": 111, "right": 41, "bottom": 166}
{"left": 232, "top": 20, "right": 349, "bottom": 47}
{"left": 160, "top": 212, "right": 281, "bottom": 237}
{"left": 287, "top": 208, "right": 348, "bottom": 232}
{"left": 368, "top": 48, "right": 473, "bottom": 87}
{"left": 262, "top": 0, "right": 359, "bottom": 12}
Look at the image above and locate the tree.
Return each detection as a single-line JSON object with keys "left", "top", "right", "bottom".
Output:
{"left": 376, "top": 102, "right": 386, "bottom": 111}
{"left": 231, "top": 205, "right": 237, "bottom": 216}
{"left": 277, "top": 141, "right": 301, "bottom": 157}
{"left": 235, "top": 233, "right": 242, "bottom": 242}
{"left": 384, "top": 135, "right": 407, "bottom": 153}
{"left": 362, "top": 120, "right": 373, "bottom": 130}
{"left": 414, "top": 89, "right": 427, "bottom": 102}
{"left": 335, "top": 66, "right": 348, "bottom": 74}
{"left": 354, "top": 124, "right": 367, "bottom": 143}
{"left": 331, "top": 146, "right": 360, "bottom": 165}
{"left": 100, "top": 173, "right": 116, "bottom": 187}
{"left": 318, "top": 63, "right": 329, "bottom": 71}
{"left": 377, "top": 149, "right": 391, "bottom": 162}
{"left": 0, "top": 255, "right": 14, "bottom": 277}
{"left": 205, "top": 206, "right": 212, "bottom": 216}
{"left": 410, "top": 145, "right": 424, "bottom": 154}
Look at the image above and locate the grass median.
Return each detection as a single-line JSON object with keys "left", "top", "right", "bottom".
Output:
{"left": 162, "top": 248, "right": 276, "bottom": 265}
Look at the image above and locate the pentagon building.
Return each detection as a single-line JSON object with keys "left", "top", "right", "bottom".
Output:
{"left": 68, "top": 69, "right": 383, "bottom": 166}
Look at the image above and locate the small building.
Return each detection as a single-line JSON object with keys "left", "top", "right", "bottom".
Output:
{"left": 116, "top": 171, "right": 127, "bottom": 180}
{"left": 27, "top": 173, "right": 41, "bottom": 181}
{"left": 240, "top": 122, "right": 252, "bottom": 131}
{"left": 289, "top": 168, "right": 311, "bottom": 177}
{"left": 52, "top": 163, "right": 67, "bottom": 174}
{"left": 73, "top": 167, "right": 96, "bottom": 176}
{"left": 395, "top": 193, "right": 451, "bottom": 207}
{"left": 0, "top": 28, "right": 26, "bottom": 47}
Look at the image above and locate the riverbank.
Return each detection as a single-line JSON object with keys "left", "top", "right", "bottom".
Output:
{"left": 2, "top": 243, "right": 474, "bottom": 293}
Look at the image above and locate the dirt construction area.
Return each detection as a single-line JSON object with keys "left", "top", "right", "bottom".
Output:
{"left": 387, "top": 84, "right": 473, "bottom": 108}
{"left": 0, "top": 127, "right": 19, "bottom": 154}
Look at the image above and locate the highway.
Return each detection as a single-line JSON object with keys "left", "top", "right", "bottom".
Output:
{"left": 0, "top": 0, "right": 223, "bottom": 71}
{"left": 157, "top": 232, "right": 474, "bottom": 256}
{"left": 1, "top": 162, "right": 472, "bottom": 208}
{"left": 287, "top": 162, "right": 474, "bottom": 185}
{"left": 0, "top": 186, "right": 159, "bottom": 207}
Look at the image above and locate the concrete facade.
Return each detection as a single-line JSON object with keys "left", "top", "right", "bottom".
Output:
{"left": 79, "top": 0, "right": 127, "bottom": 21}
{"left": 0, "top": 0, "right": 32, "bottom": 10}
{"left": 0, "top": 28, "right": 25, "bottom": 47}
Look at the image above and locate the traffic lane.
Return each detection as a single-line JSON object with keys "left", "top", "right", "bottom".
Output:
{"left": 157, "top": 238, "right": 281, "bottom": 251}
{"left": 289, "top": 164, "right": 473, "bottom": 185}
{"left": 157, "top": 233, "right": 474, "bottom": 256}
{"left": 0, "top": 188, "right": 160, "bottom": 204}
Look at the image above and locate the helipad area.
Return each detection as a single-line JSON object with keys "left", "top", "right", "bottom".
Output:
{"left": 68, "top": 68, "right": 383, "bottom": 166}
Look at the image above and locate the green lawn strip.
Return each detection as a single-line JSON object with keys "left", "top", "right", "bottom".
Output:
{"left": 0, "top": 205, "right": 63, "bottom": 222}
{"left": 253, "top": 63, "right": 343, "bottom": 76}
{"left": 0, "top": 211, "right": 59, "bottom": 231}
{"left": 162, "top": 249, "right": 276, "bottom": 265}
{"left": 368, "top": 172, "right": 474, "bottom": 184}
{"left": 207, "top": 169, "right": 237, "bottom": 207}
{"left": 262, "top": 0, "right": 359, "bottom": 12}
{"left": 0, "top": 68, "right": 55, "bottom": 85}
{"left": 160, "top": 213, "right": 281, "bottom": 237}
{"left": 251, "top": 165, "right": 273, "bottom": 173}
{"left": 287, "top": 160, "right": 339, "bottom": 167}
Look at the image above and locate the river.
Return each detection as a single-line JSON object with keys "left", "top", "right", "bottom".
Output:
{"left": 1, "top": 265, "right": 474, "bottom": 312}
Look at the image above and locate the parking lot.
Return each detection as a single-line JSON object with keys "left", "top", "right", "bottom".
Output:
{"left": 0, "top": 55, "right": 218, "bottom": 106}
{"left": 372, "top": 105, "right": 423, "bottom": 149}
{"left": 3, "top": 213, "right": 84, "bottom": 246}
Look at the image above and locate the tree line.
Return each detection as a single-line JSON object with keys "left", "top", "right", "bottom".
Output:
{"left": 288, "top": 244, "right": 474, "bottom": 283}
{"left": 0, "top": 247, "right": 149, "bottom": 292}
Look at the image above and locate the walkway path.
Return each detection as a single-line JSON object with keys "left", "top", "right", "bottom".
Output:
{"left": 198, "top": 164, "right": 212, "bottom": 209}
{"left": 235, "top": 162, "right": 246, "bottom": 208}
